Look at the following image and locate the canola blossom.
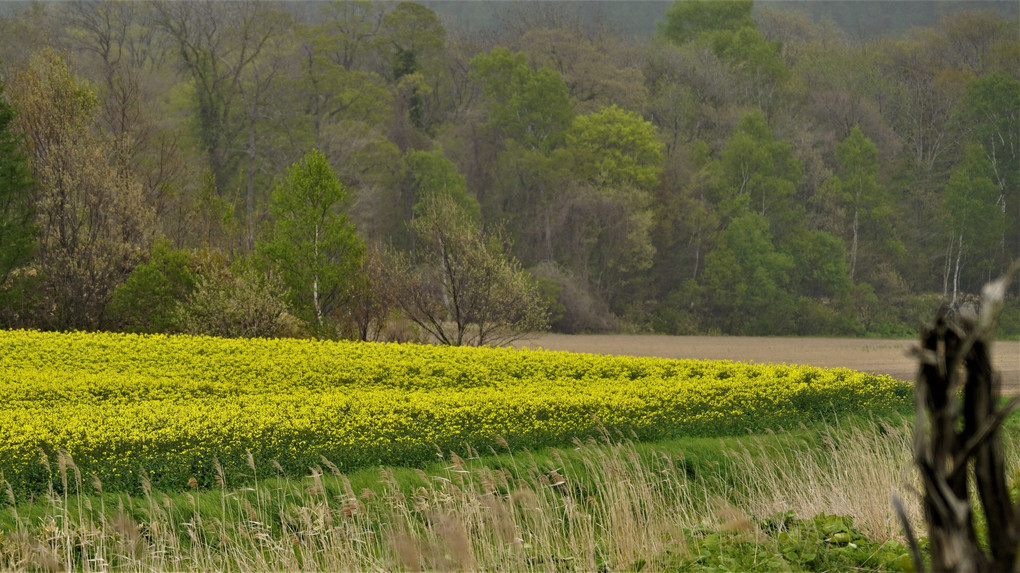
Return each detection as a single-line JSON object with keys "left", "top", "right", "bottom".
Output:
{"left": 0, "top": 330, "right": 910, "bottom": 494}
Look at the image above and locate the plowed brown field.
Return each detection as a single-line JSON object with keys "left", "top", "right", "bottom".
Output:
{"left": 516, "top": 334, "right": 1020, "bottom": 396}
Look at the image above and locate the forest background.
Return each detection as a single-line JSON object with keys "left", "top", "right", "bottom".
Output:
{"left": 0, "top": 0, "right": 1017, "bottom": 341}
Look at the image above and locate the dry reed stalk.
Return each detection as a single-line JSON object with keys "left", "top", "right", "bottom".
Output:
{"left": 10, "top": 419, "right": 1004, "bottom": 571}
{"left": 578, "top": 443, "right": 690, "bottom": 569}
{"left": 730, "top": 419, "right": 924, "bottom": 542}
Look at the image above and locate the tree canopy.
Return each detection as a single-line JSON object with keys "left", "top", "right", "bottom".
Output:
{"left": 660, "top": 0, "right": 755, "bottom": 45}
{"left": 0, "top": 0, "right": 1017, "bottom": 338}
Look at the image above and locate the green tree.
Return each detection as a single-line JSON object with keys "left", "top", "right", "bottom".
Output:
{"left": 962, "top": 73, "right": 1020, "bottom": 263}
{"left": 0, "top": 75, "right": 34, "bottom": 289}
{"left": 818, "top": 126, "right": 904, "bottom": 295}
{"left": 718, "top": 112, "right": 802, "bottom": 230}
{"left": 659, "top": 0, "right": 754, "bottom": 45}
{"left": 786, "top": 229, "right": 858, "bottom": 335}
{"left": 295, "top": 18, "right": 401, "bottom": 242}
{"left": 380, "top": 2, "right": 448, "bottom": 132}
{"left": 880, "top": 36, "right": 966, "bottom": 190}
{"left": 470, "top": 47, "right": 573, "bottom": 151}
{"left": 565, "top": 105, "right": 663, "bottom": 192}
{"left": 660, "top": 0, "right": 788, "bottom": 114}
{"left": 315, "top": 0, "right": 386, "bottom": 71}
{"left": 942, "top": 143, "right": 1006, "bottom": 302}
{"left": 698, "top": 211, "right": 794, "bottom": 334}
{"left": 518, "top": 27, "right": 648, "bottom": 115}
{"left": 297, "top": 39, "right": 391, "bottom": 153}
{"left": 831, "top": 125, "right": 881, "bottom": 280}
{"left": 405, "top": 148, "right": 480, "bottom": 221}
{"left": 786, "top": 229, "right": 853, "bottom": 300}
{"left": 488, "top": 143, "right": 568, "bottom": 263}
{"left": 468, "top": 47, "right": 573, "bottom": 271}
{"left": 643, "top": 40, "right": 739, "bottom": 148}
{"left": 380, "top": 2, "right": 446, "bottom": 80}
{"left": 258, "top": 149, "right": 365, "bottom": 335}
{"left": 709, "top": 25, "right": 789, "bottom": 113}
{"left": 559, "top": 105, "right": 664, "bottom": 306}
{"left": 650, "top": 140, "right": 719, "bottom": 296}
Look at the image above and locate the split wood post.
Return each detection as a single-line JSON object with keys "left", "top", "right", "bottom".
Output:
{"left": 896, "top": 261, "right": 1020, "bottom": 573}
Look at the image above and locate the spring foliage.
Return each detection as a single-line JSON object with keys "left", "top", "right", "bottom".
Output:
{"left": 258, "top": 149, "right": 364, "bottom": 334}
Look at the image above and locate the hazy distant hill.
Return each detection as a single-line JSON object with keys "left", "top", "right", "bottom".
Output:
{"left": 424, "top": 0, "right": 1018, "bottom": 40}
{"left": 2, "top": 1, "right": 1014, "bottom": 40}
{"left": 764, "top": 0, "right": 1018, "bottom": 39}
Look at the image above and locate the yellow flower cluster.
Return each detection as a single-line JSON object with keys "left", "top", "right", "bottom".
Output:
{"left": 0, "top": 330, "right": 910, "bottom": 493}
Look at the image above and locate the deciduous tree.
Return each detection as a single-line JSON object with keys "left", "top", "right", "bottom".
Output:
{"left": 380, "top": 2, "right": 449, "bottom": 133}
{"left": 718, "top": 111, "right": 802, "bottom": 232}
{"left": 831, "top": 125, "right": 880, "bottom": 280}
{"left": 558, "top": 105, "right": 663, "bottom": 306}
{"left": 659, "top": 0, "right": 754, "bottom": 46}
{"left": 387, "top": 194, "right": 546, "bottom": 346}
{"left": 565, "top": 105, "right": 662, "bottom": 192}
{"left": 315, "top": 0, "right": 386, "bottom": 72}
{"left": 470, "top": 47, "right": 573, "bottom": 152}
{"left": 154, "top": 0, "right": 288, "bottom": 208}
{"left": 175, "top": 261, "right": 297, "bottom": 339}
{"left": 105, "top": 241, "right": 199, "bottom": 333}
{"left": 405, "top": 148, "right": 480, "bottom": 221}
{"left": 66, "top": 1, "right": 192, "bottom": 244}
{"left": 698, "top": 211, "right": 794, "bottom": 334}
{"left": 942, "top": 144, "right": 1006, "bottom": 302}
{"left": 8, "top": 49, "right": 153, "bottom": 330}
{"left": 258, "top": 149, "right": 365, "bottom": 336}
{"left": 343, "top": 245, "right": 396, "bottom": 341}
{"left": 517, "top": 27, "right": 647, "bottom": 114}
{"left": 962, "top": 73, "right": 1019, "bottom": 266}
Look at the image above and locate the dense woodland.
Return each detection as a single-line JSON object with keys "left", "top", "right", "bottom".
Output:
{"left": 0, "top": 0, "right": 1017, "bottom": 341}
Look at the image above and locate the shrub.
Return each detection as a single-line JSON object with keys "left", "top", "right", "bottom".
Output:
{"left": 649, "top": 283, "right": 702, "bottom": 335}
{"left": 174, "top": 262, "right": 302, "bottom": 339}
{"left": 105, "top": 241, "right": 199, "bottom": 333}
{"left": 531, "top": 261, "right": 617, "bottom": 333}
{"left": 792, "top": 297, "right": 864, "bottom": 337}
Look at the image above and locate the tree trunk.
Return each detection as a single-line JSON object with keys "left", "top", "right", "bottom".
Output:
{"left": 247, "top": 117, "right": 256, "bottom": 252}
{"left": 692, "top": 231, "right": 701, "bottom": 281}
{"left": 951, "top": 232, "right": 963, "bottom": 308}
{"left": 942, "top": 232, "right": 954, "bottom": 299}
{"left": 850, "top": 208, "right": 859, "bottom": 280}
{"left": 313, "top": 224, "right": 322, "bottom": 327}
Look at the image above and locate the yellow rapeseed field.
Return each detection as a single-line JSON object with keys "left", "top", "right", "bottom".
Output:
{"left": 0, "top": 330, "right": 910, "bottom": 494}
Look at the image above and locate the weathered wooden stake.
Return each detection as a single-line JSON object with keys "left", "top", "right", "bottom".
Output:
{"left": 896, "top": 261, "right": 1020, "bottom": 573}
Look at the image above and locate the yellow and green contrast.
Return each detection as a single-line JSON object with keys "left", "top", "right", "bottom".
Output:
{"left": 0, "top": 330, "right": 910, "bottom": 494}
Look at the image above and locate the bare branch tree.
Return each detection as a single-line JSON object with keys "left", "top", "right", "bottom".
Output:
{"left": 385, "top": 194, "right": 547, "bottom": 346}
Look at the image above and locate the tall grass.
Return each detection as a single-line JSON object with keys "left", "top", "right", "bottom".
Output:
{"left": 729, "top": 418, "right": 922, "bottom": 542}
{"left": 1, "top": 419, "right": 1015, "bottom": 571}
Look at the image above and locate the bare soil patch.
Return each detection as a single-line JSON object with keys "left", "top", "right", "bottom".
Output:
{"left": 517, "top": 334, "right": 1020, "bottom": 396}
